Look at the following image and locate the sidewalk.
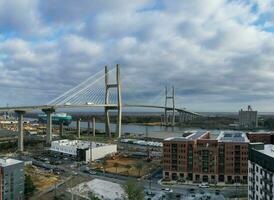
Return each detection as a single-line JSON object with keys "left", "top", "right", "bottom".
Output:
{"left": 159, "top": 179, "right": 248, "bottom": 188}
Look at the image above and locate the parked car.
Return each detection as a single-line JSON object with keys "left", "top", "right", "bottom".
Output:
{"left": 215, "top": 190, "right": 220, "bottom": 195}
{"left": 199, "top": 183, "right": 209, "bottom": 188}
{"left": 189, "top": 188, "right": 195, "bottom": 193}
{"left": 162, "top": 188, "right": 173, "bottom": 193}
{"left": 89, "top": 171, "right": 96, "bottom": 175}
{"left": 73, "top": 171, "right": 78, "bottom": 175}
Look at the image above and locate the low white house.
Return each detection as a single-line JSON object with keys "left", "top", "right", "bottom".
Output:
{"left": 51, "top": 139, "right": 117, "bottom": 162}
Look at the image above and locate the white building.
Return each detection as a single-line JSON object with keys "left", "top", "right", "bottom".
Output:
{"left": 248, "top": 143, "right": 274, "bottom": 200}
{"left": 51, "top": 139, "right": 117, "bottom": 162}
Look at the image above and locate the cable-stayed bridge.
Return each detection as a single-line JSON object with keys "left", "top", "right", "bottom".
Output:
{"left": 0, "top": 65, "right": 203, "bottom": 152}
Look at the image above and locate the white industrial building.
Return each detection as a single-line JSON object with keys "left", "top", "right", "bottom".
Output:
{"left": 51, "top": 139, "right": 117, "bottom": 162}
{"left": 248, "top": 143, "right": 274, "bottom": 200}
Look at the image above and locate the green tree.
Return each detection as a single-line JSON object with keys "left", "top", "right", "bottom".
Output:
{"left": 24, "top": 175, "right": 36, "bottom": 199}
{"left": 122, "top": 179, "right": 144, "bottom": 200}
{"left": 113, "top": 162, "right": 119, "bottom": 174}
{"left": 125, "top": 164, "right": 131, "bottom": 175}
{"left": 135, "top": 162, "right": 143, "bottom": 177}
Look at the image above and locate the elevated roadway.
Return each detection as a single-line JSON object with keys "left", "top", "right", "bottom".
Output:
{"left": 0, "top": 103, "right": 203, "bottom": 116}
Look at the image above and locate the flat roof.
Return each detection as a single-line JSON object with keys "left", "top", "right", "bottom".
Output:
{"left": 248, "top": 132, "right": 274, "bottom": 135}
{"left": 217, "top": 131, "right": 249, "bottom": 143}
{"left": 51, "top": 139, "right": 113, "bottom": 149}
{"left": 256, "top": 144, "right": 274, "bottom": 158}
{"left": 0, "top": 158, "right": 23, "bottom": 167}
{"left": 164, "top": 131, "right": 208, "bottom": 141}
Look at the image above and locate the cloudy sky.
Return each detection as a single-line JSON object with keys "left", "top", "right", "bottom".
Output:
{"left": 1, "top": 0, "right": 274, "bottom": 112}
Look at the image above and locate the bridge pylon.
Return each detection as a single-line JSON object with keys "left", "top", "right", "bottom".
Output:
{"left": 164, "top": 86, "right": 175, "bottom": 126}
{"left": 104, "top": 64, "right": 122, "bottom": 138}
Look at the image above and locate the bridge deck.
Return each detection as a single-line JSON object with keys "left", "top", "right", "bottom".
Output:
{"left": 0, "top": 104, "right": 203, "bottom": 116}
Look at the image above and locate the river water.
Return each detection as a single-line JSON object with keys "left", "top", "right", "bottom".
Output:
{"left": 68, "top": 121, "right": 223, "bottom": 138}
{"left": 26, "top": 118, "right": 239, "bottom": 139}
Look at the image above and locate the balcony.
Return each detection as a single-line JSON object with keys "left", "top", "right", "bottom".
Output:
{"left": 249, "top": 177, "right": 255, "bottom": 183}
{"left": 262, "top": 176, "right": 273, "bottom": 185}
{"left": 261, "top": 186, "right": 273, "bottom": 197}
{"left": 249, "top": 168, "right": 255, "bottom": 173}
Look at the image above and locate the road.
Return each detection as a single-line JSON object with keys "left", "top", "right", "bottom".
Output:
{"left": 20, "top": 155, "right": 245, "bottom": 199}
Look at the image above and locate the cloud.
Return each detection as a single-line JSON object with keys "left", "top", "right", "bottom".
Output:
{"left": 0, "top": 0, "right": 274, "bottom": 111}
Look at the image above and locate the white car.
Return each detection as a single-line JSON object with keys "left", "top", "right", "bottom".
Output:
{"left": 199, "top": 183, "right": 209, "bottom": 188}
{"left": 162, "top": 188, "right": 173, "bottom": 193}
{"left": 89, "top": 171, "right": 96, "bottom": 175}
{"left": 73, "top": 171, "right": 78, "bottom": 175}
{"left": 86, "top": 102, "right": 94, "bottom": 105}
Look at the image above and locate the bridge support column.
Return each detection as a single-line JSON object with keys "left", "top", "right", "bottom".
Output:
{"left": 16, "top": 110, "right": 25, "bottom": 152}
{"left": 104, "top": 64, "right": 122, "bottom": 138}
{"left": 160, "top": 115, "right": 164, "bottom": 125}
{"left": 187, "top": 114, "right": 190, "bottom": 121}
{"left": 43, "top": 108, "right": 55, "bottom": 146}
{"left": 93, "top": 117, "right": 96, "bottom": 137}
{"left": 77, "top": 119, "right": 81, "bottom": 138}
{"left": 172, "top": 87, "right": 175, "bottom": 126}
{"left": 105, "top": 66, "right": 111, "bottom": 137}
{"left": 164, "top": 86, "right": 175, "bottom": 127}
{"left": 185, "top": 113, "right": 188, "bottom": 122}
{"left": 87, "top": 120, "right": 91, "bottom": 134}
{"left": 59, "top": 123, "right": 64, "bottom": 137}
{"left": 116, "top": 65, "right": 122, "bottom": 138}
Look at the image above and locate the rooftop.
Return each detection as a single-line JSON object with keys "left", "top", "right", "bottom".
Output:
{"left": 256, "top": 144, "right": 274, "bottom": 158}
{"left": 0, "top": 158, "right": 23, "bottom": 167}
{"left": 164, "top": 131, "right": 208, "bottom": 141}
{"left": 51, "top": 139, "right": 111, "bottom": 149}
{"left": 248, "top": 132, "right": 274, "bottom": 135}
{"left": 217, "top": 131, "right": 249, "bottom": 143}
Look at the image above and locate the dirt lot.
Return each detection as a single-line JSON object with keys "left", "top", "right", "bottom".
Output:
{"left": 25, "top": 165, "right": 60, "bottom": 191}
{"left": 95, "top": 155, "right": 161, "bottom": 177}
{"left": 38, "top": 175, "right": 92, "bottom": 200}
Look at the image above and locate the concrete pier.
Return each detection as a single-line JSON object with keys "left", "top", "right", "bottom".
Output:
{"left": 116, "top": 64, "right": 122, "bottom": 138}
{"left": 92, "top": 117, "right": 96, "bottom": 137}
{"left": 59, "top": 123, "right": 64, "bottom": 137}
{"left": 164, "top": 86, "right": 175, "bottom": 126}
{"left": 87, "top": 120, "right": 91, "bottom": 134}
{"left": 15, "top": 110, "right": 25, "bottom": 152}
{"left": 77, "top": 119, "right": 81, "bottom": 138}
{"left": 42, "top": 108, "right": 55, "bottom": 145}
{"left": 104, "top": 65, "right": 122, "bottom": 138}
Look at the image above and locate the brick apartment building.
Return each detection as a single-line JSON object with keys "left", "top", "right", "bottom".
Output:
{"left": 246, "top": 132, "right": 274, "bottom": 144}
{"left": 163, "top": 131, "right": 249, "bottom": 183}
